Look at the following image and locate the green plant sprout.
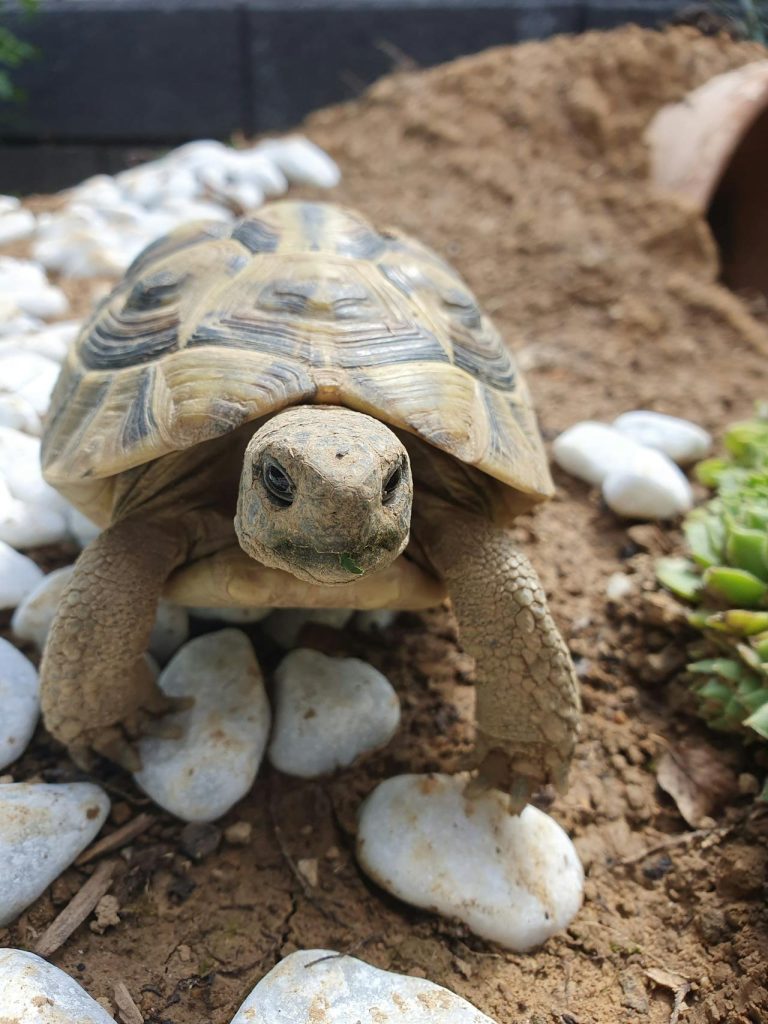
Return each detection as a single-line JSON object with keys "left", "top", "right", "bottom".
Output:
{"left": 0, "top": 0, "right": 38, "bottom": 103}
{"left": 657, "top": 409, "right": 768, "bottom": 797}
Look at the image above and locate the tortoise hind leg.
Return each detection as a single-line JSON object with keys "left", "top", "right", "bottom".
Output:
{"left": 416, "top": 506, "right": 581, "bottom": 812}
{"left": 40, "top": 517, "right": 192, "bottom": 771}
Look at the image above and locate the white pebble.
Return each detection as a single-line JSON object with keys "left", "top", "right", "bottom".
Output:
{"left": 231, "top": 948, "right": 496, "bottom": 1024}
{"left": 148, "top": 601, "right": 190, "bottom": 664}
{"left": 262, "top": 607, "right": 354, "bottom": 648}
{"left": 11, "top": 565, "right": 74, "bottom": 649}
{"left": 64, "top": 504, "right": 101, "bottom": 546}
{"left": 189, "top": 605, "right": 270, "bottom": 623}
{"left": 0, "top": 256, "right": 68, "bottom": 319}
{"left": 0, "top": 782, "right": 110, "bottom": 926}
{"left": 355, "top": 609, "right": 398, "bottom": 633}
{"left": 613, "top": 410, "right": 711, "bottom": 465}
{"left": 605, "top": 572, "right": 635, "bottom": 602}
{"left": 552, "top": 421, "right": 647, "bottom": 486}
{"left": 134, "top": 629, "right": 270, "bottom": 822}
{"left": 0, "top": 540, "right": 44, "bottom": 608}
{"left": 0, "top": 208, "right": 35, "bottom": 244}
{"left": 0, "top": 196, "right": 20, "bottom": 214}
{"left": 0, "top": 949, "right": 115, "bottom": 1023}
{"left": 0, "top": 428, "right": 62, "bottom": 505}
{"left": 357, "top": 773, "right": 583, "bottom": 951}
{"left": 0, "top": 639, "right": 39, "bottom": 770}
{"left": 0, "top": 482, "right": 70, "bottom": 548}
{"left": 0, "top": 394, "right": 42, "bottom": 435}
{"left": 258, "top": 136, "right": 342, "bottom": 188}
{"left": 0, "top": 351, "right": 61, "bottom": 416}
{"left": 12, "top": 569, "right": 192, "bottom": 657}
{"left": 602, "top": 448, "right": 693, "bottom": 519}
{"left": 269, "top": 649, "right": 400, "bottom": 778}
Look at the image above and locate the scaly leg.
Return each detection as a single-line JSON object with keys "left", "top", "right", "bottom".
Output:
{"left": 40, "top": 516, "right": 194, "bottom": 770}
{"left": 419, "top": 507, "right": 580, "bottom": 812}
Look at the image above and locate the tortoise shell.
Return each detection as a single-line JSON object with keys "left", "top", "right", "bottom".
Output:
{"left": 42, "top": 201, "right": 553, "bottom": 522}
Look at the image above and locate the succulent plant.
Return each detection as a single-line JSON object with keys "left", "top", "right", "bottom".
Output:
{"left": 656, "top": 412, "right": 768, "bottom": 796}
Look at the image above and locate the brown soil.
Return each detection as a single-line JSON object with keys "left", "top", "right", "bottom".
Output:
{"left": 3, "top": 24, "right": 768, "bottom": 1024}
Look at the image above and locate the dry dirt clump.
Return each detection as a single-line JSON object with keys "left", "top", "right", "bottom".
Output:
{"left": 3, "top": 24, "right": 768, "bottom": 1024}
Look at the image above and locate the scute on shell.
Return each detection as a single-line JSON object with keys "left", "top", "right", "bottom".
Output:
{"left": 42, "top": 200, "right": 552, "bottom": 524}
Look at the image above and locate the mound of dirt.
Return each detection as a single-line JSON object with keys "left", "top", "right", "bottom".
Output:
{"left": 4, "top": 24, "right": 767, "bottom": 1024}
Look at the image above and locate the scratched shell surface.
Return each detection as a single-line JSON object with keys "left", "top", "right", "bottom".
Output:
{"left": 41, "top": 200, "right": 552, "bottom": 522}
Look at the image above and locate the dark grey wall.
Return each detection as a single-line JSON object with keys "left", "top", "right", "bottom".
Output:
{"left": 0, "top": 0, "right": 687, "bottom": 192}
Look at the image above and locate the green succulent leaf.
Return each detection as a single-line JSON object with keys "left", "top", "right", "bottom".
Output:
{"left": 725, "top": 527, "right": 768, "bottom": 581}
{"left": 655, "top": 410, "right": 768, "bottom": 790}
{"left": 656, "top": 557, "right": 704, "bottom": 601}
{"left": 702, "top": 566, "right": 768, "bottom": 606}
{"left": 744, "top": 702, "right": 768, "bottom": 740}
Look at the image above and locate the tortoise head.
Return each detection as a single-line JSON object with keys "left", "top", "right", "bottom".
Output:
{"left": 235, "top": 406, "right": 412, "bottom": 585}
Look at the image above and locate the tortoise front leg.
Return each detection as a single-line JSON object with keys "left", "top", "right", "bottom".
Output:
{"left": 40, "top": 516, "right": 193, "bottom": 771}
{"left": 419, "top": 508, "right": 581, "bottom": 812}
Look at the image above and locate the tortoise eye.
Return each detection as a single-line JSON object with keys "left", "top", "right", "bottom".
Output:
{"left": 382, "top": 464, "right": 402, "bottom": 503}
{"left": 262, "top": 460, "right": 294, "bottom": 507}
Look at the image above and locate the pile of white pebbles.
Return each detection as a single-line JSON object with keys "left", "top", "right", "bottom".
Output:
{"left": 553, "top": 411, "right": 711, "bottom": 519}
{"left": 0, "top": 947, "right": 500, "bottom": 1023}
{"left": 0, "top": 139, "right": 583, "bottom": 1014}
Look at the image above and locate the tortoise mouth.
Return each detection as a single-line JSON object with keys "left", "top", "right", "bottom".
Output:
{"left": 238, "top": 533, "right": 408, "bottom": 586}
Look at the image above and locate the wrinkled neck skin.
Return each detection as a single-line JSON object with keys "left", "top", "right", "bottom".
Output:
{"left": 235, "top": 406, "right": 413, "bottom": 585}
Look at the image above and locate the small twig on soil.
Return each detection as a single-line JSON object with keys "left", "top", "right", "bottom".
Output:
{"left": 303, "top": 936, "right": 381, "bottom": 969}
{"left": 113, "top": 980, "right": 144, "bottom": 1024}
{"left": 619, "top": 825, "right": 730, "bottom": 866}
{"left": 35, "top": 860, "right": 116, "bottom": 958}
{"left": 76, "top": 813, "right": 155, "bottom": 865}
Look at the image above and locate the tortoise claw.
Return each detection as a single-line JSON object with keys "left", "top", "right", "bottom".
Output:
{"left": 91, "top": 727, "right": 143, "bottom": 773}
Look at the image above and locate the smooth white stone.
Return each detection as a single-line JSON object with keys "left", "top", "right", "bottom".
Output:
{"left": 605, "top": 572, "right": 635, "bottom": 601}
{"left": 231, "top": 948, "right": 496, "bottom": 1024}
{"left": 0, "top": 540, "right": 44, "bottom": 608}
{"left": 232, "top": 150, "right": 288, "bottom": 196}
{"left": 0, "top": 209, "right": 35, "bottom": 244}
{"left": 355, "top": 609, "right": 398, "bottom": 633}
{"left": 17, "top": 320, "right": 80, "bottom": 362}
{"left": 163, "top": 139, "right": 229, "bottom": 172}
{"left": 64, "top": 504, "right": 102, "bottom": 546}
{"left": 552, "top": 421, "right": 649, "bottom": 486}
{"left": 0, "top": 949, "right": 116, "bottom": 1023}
{"left": 0, "top": 428, "right": 61, "bottom": 506}
{"left": 0, "top": 351, "right": 60, "bottom": 416}
{"left": 262, "top": 607, "right": 355, "bottom": 648}
{"left": 357, "top": 773, "right": 584, "bottom": 951}
{"left": 11, "top": 566, "right": 75, "bottom": 650}
{"left": 12, "top": 569, "right": 191, "bottom": 656}
{"left": 68, "top": 173, "right": 124, "bottom": 207}
{"left": 220, "top": 180, "right": 264, "bottom": 211}
{"left": 148, "top": 601, "right": 190, "bottom": 664}
{"left": 189, "top": 605, "right": 270, "bottom": 623}
{"left": 0, "top": 485, "right": 70, "bottom": 548}
{"left": 0, "top": 639, "right": 39, "bottom": 770}
{"left": 602, "top": 456, "right": 694, "bottom": 519}
{"left": 0, "top": 295, "right": 43, "bottom": 336}
{"left": 0, "top": 782, "right": 110, "bottom": 926}
{"left": 134, "top": 629, "right": 270, "bottom": 822}
{"left": 0, "top": 196, "right": 20, "bottom": 214}
{"left": 258, "top": 136, "right": 342, "bottom": 188}
{"left": 613, "top": 410, "right": 712, "bottom": 465}
{"left": 269, "top": 649, "right": 400, "bottom": 778}
{"left": 159, "top": 197, "right": 232, "bottom": 223}
{"left": 0, "top": 257, "right": 67, "bottom": 319}
{"left": 0, "top": 394, "right": 42, "bottom": 435}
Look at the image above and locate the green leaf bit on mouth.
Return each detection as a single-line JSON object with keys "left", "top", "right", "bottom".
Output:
{"left": 340, "top": 553, "right": 364, "bottom": 575}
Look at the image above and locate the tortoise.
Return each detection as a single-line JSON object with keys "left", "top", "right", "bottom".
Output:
{"left": 40, "top": 200, "right": 580, "bottom": 810}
